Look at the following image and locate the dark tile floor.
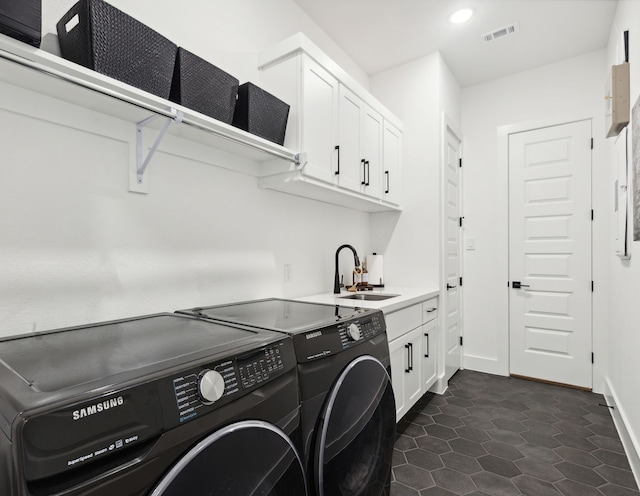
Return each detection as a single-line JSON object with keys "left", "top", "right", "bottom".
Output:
{"left": 391, "top": 370, "right": 640, "bottom": 496}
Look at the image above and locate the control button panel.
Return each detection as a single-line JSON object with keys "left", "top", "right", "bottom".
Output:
{"left": 169, "top": 344, "right": 286, "bottom": 425}
{"left": 338, "top": 312, "right": 386, "bottom": 350}
{"left": 172, "top": 359, "right": 239, "bottom": 423}
{"left": 238, "top": 346, "right": 285, "bottom": 389}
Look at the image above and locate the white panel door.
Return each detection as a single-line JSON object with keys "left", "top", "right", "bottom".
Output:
{"left": 361, "top": 105, "right": 383, "bottom": 198}
{"left": 444, "top": 126, "right": 462, "bottom": 382}
{"left": 337, "top": 85, "right": 363, "bottom": 192}
{"left": 301, "top": 57, "right": 339, "bottom": 184}
{"left": 508, "top": 120, "right": 592, "bottom": 389}
{"left": 382, "top": 121, "right": 402, "bottom": 205}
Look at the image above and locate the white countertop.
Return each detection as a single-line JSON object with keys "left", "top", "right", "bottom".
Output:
{"left": 296, "top": 286, "right": 439, "bottom": 314}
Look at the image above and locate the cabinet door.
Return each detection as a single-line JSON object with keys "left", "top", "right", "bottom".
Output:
{"left": 337, "top": 85, "right": 364, "bottom": 192}
{"left": 301, "top": 57, "right": 339, "bottom": 184}
{"left": 382, "top": 120, "right": 402, "bottom": 205}
{"left": 422, "top": 320, "right": 437, "bottom": 391}
{"left": 389, "top": 327, "right": 423, "bottom": 422}
{"left": 405, "top": 327, "right": 423, "bottom": 407}
{"left": 389, "top": 336, "right": 408, "bottom": 421}
{"left": 361, "top": 105, "right": 383, "bottom": 198}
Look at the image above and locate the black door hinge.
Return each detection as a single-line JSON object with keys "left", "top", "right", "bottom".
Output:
{"left": 591, "top": 209, "right": 594, "bottom": 220}
{"left": 459, "top": 158, "right": 462, "bottom": 168}
{"left": 591, "top": 138, "right": 594, "bottom": 149}
{"left": 459, "top": 217, "right": 464, "bottom": 227}
{"left": 459, "top": 276, "right": 463, "bottom": 286}
{"left": 591, "top": 352, "right": 594, "bottom": 364}
{"left": 459, "top": 336, "right": 463, "bottom": 346}
{"left": 591, "top": 281, "right": 594, "bottom": 292}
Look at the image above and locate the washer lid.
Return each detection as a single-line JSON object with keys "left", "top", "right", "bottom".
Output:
{"left": 181, "top": 298, "right": 374, "bottom": 334}
{"left": 0, "top": 314, "right": 275, "bottom": 394}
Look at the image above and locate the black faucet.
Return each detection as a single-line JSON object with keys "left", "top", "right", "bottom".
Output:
{"left": 334, "top": 244, "right": 361, "bottom": 294}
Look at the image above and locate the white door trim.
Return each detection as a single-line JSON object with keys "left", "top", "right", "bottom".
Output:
{"left": 497, "top": 115, "right": 602, "bottom": 390}
{"left": 436, "top": 112, "right": 463, "bottom": 394}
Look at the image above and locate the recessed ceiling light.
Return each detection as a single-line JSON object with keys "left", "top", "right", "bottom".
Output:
{"left": 450, "top": 8, "right": 473, "bottom": 24}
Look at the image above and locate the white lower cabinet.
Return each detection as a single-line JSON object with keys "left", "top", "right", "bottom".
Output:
{"left": 422, "top": 319, "right": 437, "bottom": 391}
{"left": 389, "top": 326, "right": 423, "bottom": 421}
{"left": 387, "top": 298, "right": 439, "bottom": 422}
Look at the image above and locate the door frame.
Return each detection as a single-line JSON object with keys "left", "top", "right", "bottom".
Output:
{"left": 498, "top": 115, "right": 604, "bottom": 392}
{"left": 436, "top": 113, "right": 463, "bottom": 394}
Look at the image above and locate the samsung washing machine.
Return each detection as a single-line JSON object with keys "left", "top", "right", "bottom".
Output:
{"left": 0, "top": 313, "right": 307, "bottom": 496}
{"left": 178, "top": 299, "right": 396, "bottom": 496}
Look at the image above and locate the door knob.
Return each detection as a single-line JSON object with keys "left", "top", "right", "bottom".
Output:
{"left": 512, "top": 281, "right": 530, "bottom": 289}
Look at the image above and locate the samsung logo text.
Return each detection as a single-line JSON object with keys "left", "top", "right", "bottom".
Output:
{"left": 72, "top": 396, "right": 125, "bottom": 420}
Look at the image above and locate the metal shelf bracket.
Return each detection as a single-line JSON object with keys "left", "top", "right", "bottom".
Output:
{"left": 136, "top": 108, "right": 183, "bottom": 183}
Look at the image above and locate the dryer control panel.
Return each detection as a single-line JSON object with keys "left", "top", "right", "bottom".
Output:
{"left": 293, "top": 310, "right": 386, "bottom": 363}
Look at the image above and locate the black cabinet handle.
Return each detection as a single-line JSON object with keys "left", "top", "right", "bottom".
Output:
{"left": 385, "top": 170, "right": 390, "bottom": 193}
{"left": 365, "top": 160, "right": 370, "bottom": 186}
{"left": 335, "top": 145, "right": 340, "bottom": 175}
{"left": 424, "top": 333, "right": 430, "bottom": 358}
{"left": 404, "top": 344, "right": 410, "bottom": 373}
{"left": 408, "top": 342, "right": 414, "bottom": 371}
{"left": 361, "top": 159, "right": 366, "bottom": 185}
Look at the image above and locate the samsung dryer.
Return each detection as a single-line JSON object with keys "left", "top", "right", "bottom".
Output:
{"left": 0, "top": 313, "right": 307, "bottom": 496}
{"left": 178, "top": 299, "right": 396, "bottom": 496}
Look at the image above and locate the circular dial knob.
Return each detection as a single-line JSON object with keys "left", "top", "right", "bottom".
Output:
{"left": 347, "top": 323, "right": 362, "bottom": 341}
{"left": 198, "top": 370, "right": 225, "bottom": 404}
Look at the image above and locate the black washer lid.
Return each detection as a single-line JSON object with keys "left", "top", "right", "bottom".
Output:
{"left": 180, "top": 299, "right": 373, "bottom": 334}
{"left": 0, "top": 313, "right": 276, "bottom": 394}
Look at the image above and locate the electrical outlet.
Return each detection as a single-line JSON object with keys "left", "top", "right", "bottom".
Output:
{"left": 284, "top": 264, "right": 293, "bottom": 282}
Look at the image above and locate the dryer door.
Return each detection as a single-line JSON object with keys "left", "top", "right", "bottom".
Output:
{"left": 315, "top": 355, "right": 396, "bottom": 496}
{"left": 150, "top": 420, "right": 307, "bottom": 496}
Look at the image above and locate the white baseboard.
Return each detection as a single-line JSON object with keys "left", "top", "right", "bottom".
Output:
{"left": 430, "top": 374, "right": 448, "bottom": 395}
{"left": 604, "top": 379, "right": 640, "bottom": 489}
{"left": 463, "top": 354, "right": 509, "bottom": 376}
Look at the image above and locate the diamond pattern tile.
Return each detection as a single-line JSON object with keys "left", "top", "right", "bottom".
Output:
{"left": 391, "top": 370, "right": 640, "bottom": 495}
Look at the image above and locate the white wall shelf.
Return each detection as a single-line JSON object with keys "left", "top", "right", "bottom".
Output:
{"left": 0, "top": 33, "right": 298, "bottom": 190}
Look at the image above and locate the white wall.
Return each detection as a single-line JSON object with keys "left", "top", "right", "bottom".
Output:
{"left": 604, "top": 0, "right": 640, "bottom": 479}
{"left": 460, "top": 50, "right": 608, "bottom": 387}
{"left": 0, "top": 0, "right": 373, "bottom": 337}
{"left": 368, "top": 53, "right": 460, "bottom": 288}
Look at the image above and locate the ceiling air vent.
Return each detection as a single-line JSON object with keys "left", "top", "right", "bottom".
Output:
{"left": 482, "top": 22, "right": 519, "bottom": 42}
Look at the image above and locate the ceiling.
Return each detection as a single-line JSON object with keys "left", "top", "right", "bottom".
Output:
{"left": 292, "top": 0, "right": 618, "bottom": 87}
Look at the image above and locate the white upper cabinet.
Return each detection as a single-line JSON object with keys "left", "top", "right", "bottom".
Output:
{"left": 301, "top": 58, "right": 340, "bottom": 184}
{"left": 383, "top": 120, "right": 402, "bottom": 206}
{"left": 337, "top": 85, "right": 383, "bottom": 199}
{"left": 258, "top": 33, "right": 403, "bottom": 212}
{"left": 337, "top": 84, "right": 363, "bottom": 192}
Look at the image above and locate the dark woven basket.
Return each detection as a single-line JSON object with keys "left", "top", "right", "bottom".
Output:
{"left": 232, "top": 83, "right": 289, "bottom": 145}
{"left": 169, "top": 48, "right": 238, "bottom": 124}
{"left": 56, "top": 0, "right": 177, "bottom": 99}
{"left": 0, "top": 0, "right": 41, "bottom": 47}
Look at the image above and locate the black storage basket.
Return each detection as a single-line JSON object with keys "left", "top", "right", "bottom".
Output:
{"left": 0, "top": 0, "right": 41, "bottom": 47}
{"left": 56, "top": 0, "right": 177, "bottom": 99}
{"left": 169, "top": 48, "right": 239, "bottom": 124}
{"left": 232, "top": 83, "right": 290, "bottom": 145}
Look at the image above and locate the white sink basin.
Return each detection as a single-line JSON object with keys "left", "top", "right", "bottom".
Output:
{"left": 338, "top": 293, "right": 399, "bottom": 301}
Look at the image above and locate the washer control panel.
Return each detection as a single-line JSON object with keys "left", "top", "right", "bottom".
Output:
{"left": 167, "top": 341, "right": 288, "bottom": 426}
